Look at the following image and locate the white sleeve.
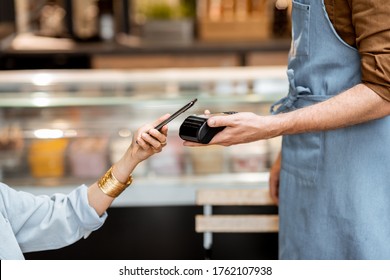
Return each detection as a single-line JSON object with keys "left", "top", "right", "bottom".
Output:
{"left": 0, "top": 183, "right": 107, "bottom": 253}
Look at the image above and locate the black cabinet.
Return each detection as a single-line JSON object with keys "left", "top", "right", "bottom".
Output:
{"left": 24, "top": 206, "right": 278, "bottom": 260}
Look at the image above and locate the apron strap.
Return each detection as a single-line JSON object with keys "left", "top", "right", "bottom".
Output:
{"left": 270, "top": 69, "right": 312, "bottom": 114}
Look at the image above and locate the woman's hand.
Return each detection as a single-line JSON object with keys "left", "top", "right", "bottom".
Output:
{"left": 130, "top": 114, "right": 170, "bottom": 163}
{"left": 88, "top": 114, "right": 170, "bottom": 215}
{"left": 113, "top": 114, "right": 170, "bottom": 184}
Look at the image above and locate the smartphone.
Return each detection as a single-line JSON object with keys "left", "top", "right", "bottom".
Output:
{"left": 154, "top": 98, "right": 198, "bottom": 131}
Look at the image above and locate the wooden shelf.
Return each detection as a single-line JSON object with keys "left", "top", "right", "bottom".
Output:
{"left": 1, "top": 35, "right": 290, "bottom": 69}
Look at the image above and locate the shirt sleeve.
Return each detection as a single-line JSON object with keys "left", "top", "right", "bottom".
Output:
{"left": 0, "top": 183, "right": 107, "bottom": 253}
{"left": 352, "top": 0, "right": 390, "bottom": 101}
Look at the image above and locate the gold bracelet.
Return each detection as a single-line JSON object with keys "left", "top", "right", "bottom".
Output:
{"left": 98, "top": 167, "right": 133, "bottom": 198}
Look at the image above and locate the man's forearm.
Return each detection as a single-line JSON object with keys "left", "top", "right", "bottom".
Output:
{"left": 184, "top": 84, "right": 389, "bottom": 147}
{"left": 273, "top": 84, "right": 390, "bottom": 136}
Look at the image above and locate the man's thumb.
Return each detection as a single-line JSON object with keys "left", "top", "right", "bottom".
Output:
{"left": 207, "top": 116, "right": 229, "bottom": 127}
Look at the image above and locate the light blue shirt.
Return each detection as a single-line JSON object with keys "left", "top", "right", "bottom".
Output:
{"left": 0, "top": 182, "right": 107, "bottom": 259}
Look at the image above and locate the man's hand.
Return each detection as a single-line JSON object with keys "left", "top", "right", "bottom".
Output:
{"left": 183, "top": 112, "right": 274, "bottom": 147}
{"left": 269, "top": 152, "right": 281, "bottom": 205}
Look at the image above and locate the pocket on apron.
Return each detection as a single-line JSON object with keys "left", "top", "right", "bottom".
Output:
{"left": 290, "top": 1, "right": 311, "bottom": 57}
{"left": 281, "top": 131, "right": 322, "bottom": 185}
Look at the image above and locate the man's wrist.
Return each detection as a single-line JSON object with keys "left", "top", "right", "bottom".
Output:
{"left": 264, "top": 113, "right": 291, "bottom": 138}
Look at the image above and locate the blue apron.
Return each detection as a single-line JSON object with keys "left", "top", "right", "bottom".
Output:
{"left": 271, "top": 0, "right": 390, "bottom": 259}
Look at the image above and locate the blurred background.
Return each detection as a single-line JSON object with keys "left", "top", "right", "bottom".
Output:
{"left": 0, "top": 0, "right": 291, "bottom": 260}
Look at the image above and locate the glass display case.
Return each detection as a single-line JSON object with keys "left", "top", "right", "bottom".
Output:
{"left": 0, "top": 66, "right": 287, "bottom": 206}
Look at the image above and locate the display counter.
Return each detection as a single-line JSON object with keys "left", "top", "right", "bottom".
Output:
{"left": 0, "top": 66, "right": 287, "bottom": 206}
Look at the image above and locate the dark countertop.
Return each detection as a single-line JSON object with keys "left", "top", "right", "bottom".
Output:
{"left": 0, "top": 34, "right": 290, "bottom": 69}
{"left": 1, "top": 33, "right": 290, "bottom": 55}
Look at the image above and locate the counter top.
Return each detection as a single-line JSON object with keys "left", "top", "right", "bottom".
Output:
{"left": 11, "top": 172, "right": 270, "bottom": 207}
